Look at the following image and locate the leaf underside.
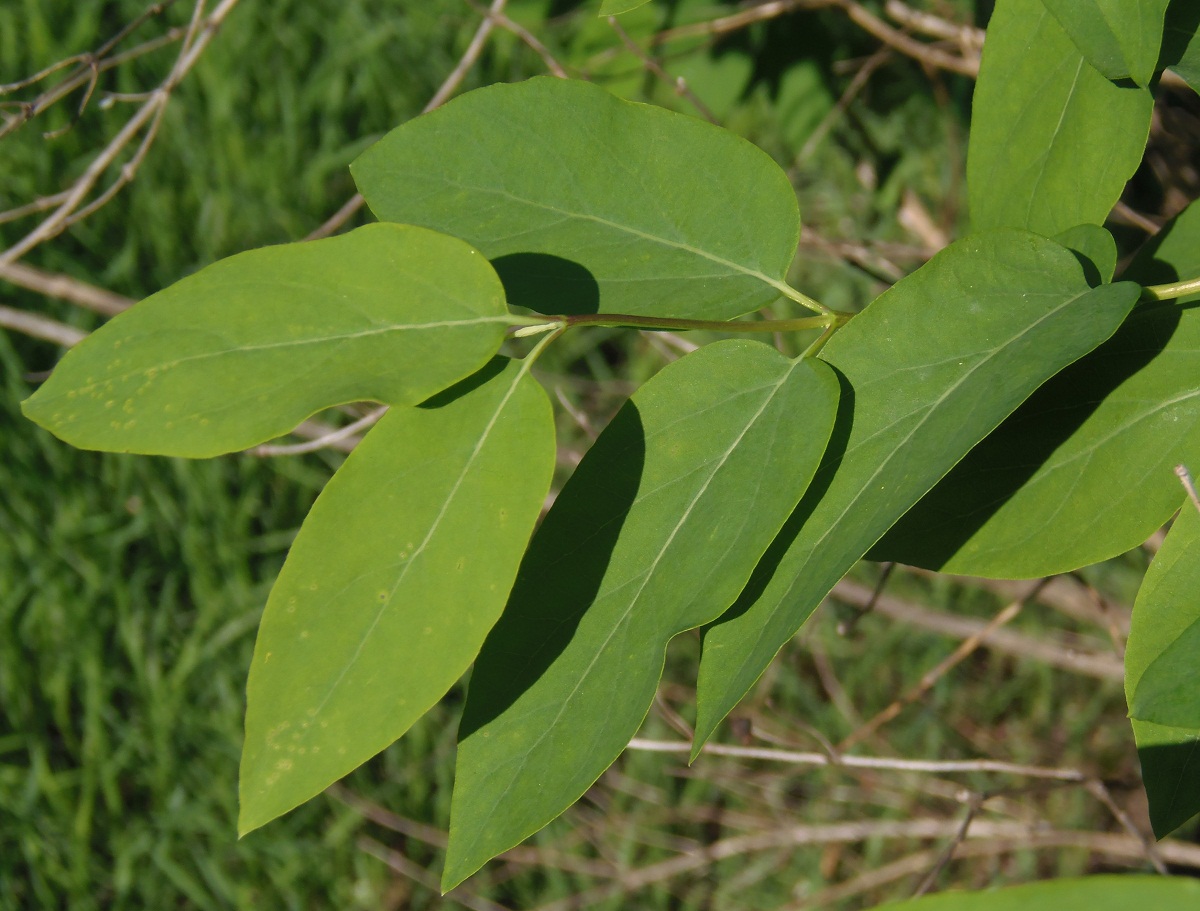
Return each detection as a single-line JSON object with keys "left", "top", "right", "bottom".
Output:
{"left": 693, "top": 229, "right": 1140, "bottom": 750}
{"left": 443, "top": 340, "right": 840, "bottom": 888}
{"left": 352, "top": 77, "right": 802, "bottom": 321}
{"left": 239, "top": 358, "right": 555, "bottom": 835}
{"left": 21, "top": 224, "right": 510, "bottom": 457}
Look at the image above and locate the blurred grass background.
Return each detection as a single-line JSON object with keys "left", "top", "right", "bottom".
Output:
{"left": 0, "top": 1, "right": 1189, "bottom": 908}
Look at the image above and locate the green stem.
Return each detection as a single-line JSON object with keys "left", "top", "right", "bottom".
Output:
{"left": 559, "top": 311, "right": 848, "bottom": 333}
{"left": 1140, "top": 276, "right": 1200, "bottom": 302}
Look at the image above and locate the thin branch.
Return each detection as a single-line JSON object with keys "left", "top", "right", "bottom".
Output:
{"left": 839, "top": 579, "right": 1048, "bottom": 751}
{"left": 911, "top": 793, "right": 982, "bottom": 896}
{"left": 531, "top": 819, "right": 1200, "bottom": 911}
{"left": 0, "top": 262, "right": 133, "bottom": 316}
{"left": 883, "top": 1, "right": 984, "bottom": 53}
{"left": 626, "top": 738, "right": 1089, "bottom": 782}
{"left": 0, "top": 0, "right": 243, "bottom": 268}
{"left": 1178, "top": 464, "right": 1200, "bottom": 515}
{"left": 464, "top": 0, "right": 569, "bottom": 78}
{"left": 305, "top": 0, "right": 512, "bottom": 241}
{"left": 832, "top": 577, "right": 1124, "bottom": 681}
{"left": 608, "top": 17, "right": 718, "bottom": 123}
{"left": 358, "top": 835, "right": 513, "bottom": 911}
{"left": 1085, "top": 778, "right": 1167, "bottom": 875}
{"left": 250, "top": 406, "right": 387, "bottom": 456}
{"left": 0, "top": 304, "right": 86, "bottom": 347}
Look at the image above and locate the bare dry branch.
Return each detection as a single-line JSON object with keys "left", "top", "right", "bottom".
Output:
{"left": 0, "top": 304, "right": 86, "bottom": 347}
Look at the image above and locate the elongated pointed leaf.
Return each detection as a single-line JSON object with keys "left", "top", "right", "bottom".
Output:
{"left": 1125, "top": 505, "right": 1200, "bottom": 835}
{"left": 867, "top": 875, "right": 1200, "bottom": 911}
{"left": 239, "top": 358, "right": 554, "bottom": 835}
{"left": 352, "top": 78, "right": 802, "bottom": 321}
{"left": 969, "top": 0, "right": 1153, "bottom": 237}
{"left": 22, "top": 224, "right": 510, "bottom": 457}
{"left": 694, "top": 230, "right": 1141, "bottom": 748}
{"left": 443, "top": 341, "right": 839, "bottom": 888}
{"left": 1041, "top": 0, "right": 1169, "bottom": 85}
{"left": 870, "top": 201, "right": 1200, "bottom": 577}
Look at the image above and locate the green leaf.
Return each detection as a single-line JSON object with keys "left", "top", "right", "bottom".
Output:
{"left": 238, "top": 357, "right": 555, "bottom": 835}
{"left": 969, "top": 0, "right": 1153, "bottom": 237}
{"left": 1054, "top": 223, "right": 1117, "bottom": 284}
{"left": 599, "top": 0, "right": 652, "bottom": 14}
{"left": 351, "top": 77, "right": 803, "bottom": 321}
{"left": 1130, "top": 507, "right": 1200, "bottom": 727}
{"left": 1041, "top": 0, "right": 1170, "bottom": 85}
{"left": 694, "top": 230, "right": 1141, "bottom": 748}
{"left": 869, "top": 201, "right": 1200, "bottom": 577}
{"left": 1125, "top": 506, "right": 1200, "bottom": 835}
{"left": 1161, "top": 0, "right": 1200, "bottom": 92}
{"left": 21, "top": 224, "right": 511, "bottom": 458}
{"left": 866, "top": 875, "right": 1200, "bottom": 911}
{"left": 443, "top": 341, "right": 839, "bottom": 889}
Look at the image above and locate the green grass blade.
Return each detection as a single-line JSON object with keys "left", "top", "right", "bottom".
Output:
{"left": 352, "top": 78, "right": 804, "bottom": 321}
{"left": 694, "top": 230, "right": 1141, "bottom": 749}
{"left": 21, "top": 224, "right": 510, "bottom": 457}
{"left": 968, "top": 0, "right": 1152, "bottom": 236}
{"left": 238, "top": 357, "right": 555, "bottom": 835}
{"left": 443, "top": 341, "right": 839, "bottom": 888}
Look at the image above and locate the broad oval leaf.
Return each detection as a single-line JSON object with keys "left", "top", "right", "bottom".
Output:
{"left": 1054, "top": 223, "right": 1117, "bottom": 284}
{"left": 238, "top": 357, "right": 555, "bottom": 835}
{"left": 694, "top": 230, "right": 1141, "bottom": 749}
{"left": 351, "top": 77, "right": 803, "bottom": 321}
{"left": 443, "top": 341, "right": 840, "bottom": 889}
{"left": 22, "top": 224, "right": 510, "bottom": 457}
{"left": 870, "top": 201, "right": 1200, "bottom": 577}
{"left": 1125, "top": 505, "right": 1200, "bottom": 835}
{"left": 868, "top": 875, "right": 1200, "bottom": 911}
{"left": 969, "top": 0, "right": 1153, "bottom": 237}
{"left": 1041, "top": 0, "right": 1170, "bottom": 85}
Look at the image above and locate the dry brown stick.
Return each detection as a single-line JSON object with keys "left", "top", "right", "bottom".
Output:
{"left": 305, "top": 0, "right": 511, "bottom": 241}
{"left": 794, "top": 46, "right": 892, "bottom": 168}
{"left": 532, "top": 818, "right": 1200, "bottom": 911}
{"left": 1085, "top": 778, "right": 1167, "bottom": 875}
{"left": 653, "top": 0, "right": 811, "bottom": 43}
{"left": 883, "top": 0, "right": 984, "bottom": 53}
{"left": 831, "top": 0, "right": 979, "bottom": 77}
{"left": 358, "top": 835, "right": 513, "bottom": 911}
{"left": 250, "top": 406, "right": 388, "bottom": 456}
{"left": 838, "top": 579, "right": 1049, "bottom": 751}
{"left": 832, "top": 577, "right": 1124, "bottom": 681}
{"left": 911, "top": 792, "right": 982, "bottom": 896}
{"left": 0, "top": 3, "right": 183, "bottom": 139}
{"left": 627, "top": 738, "right": 1088, "bottom": 782}
{"left": 607, "top": 16, "right": 718, "bottom": 124}
{"left": 328, "top": 782, "right": 617, "bottom": 877}
{"left": 0, "top": 304, "right": 86, "bottom": 347}
{"left": 0, "top": 0, "right": 243, "bottom": 268}
{"left": 465, "top": 0, "right": 569, "bottom": 78}
{"left": 0, "top": 262, "right": 133, "bottom": 315}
